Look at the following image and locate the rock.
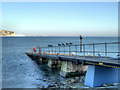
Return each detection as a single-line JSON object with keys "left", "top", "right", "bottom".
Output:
{"left": 41, "top": 85, "right": 45, "bottom": 88}
{"left": 75, "top": 77, "right": 79, "bottom": 79}
{"left": 56, "top": 86, "right": 60, "bottom": 88}
{"left": 66, "top": 79, "right": 70, "bottom": 82}
{"left": 53, "top": 82, "right": 57, "bottom": 84}
{"left": 80, "top": 79, "right": 83, "bottom": 83}
{"left": 113, "top": 83, "right": 120, "bottom": 86}
{"left": 60, "top": 86, "right": 64, "bottom": 88}
{"left": 43, "top": 79, "right": 47, "bottom": 82}
{"left": 54, "top": 84, "right": 58, "bottom": 86}
{"left": 80, "top": 76, "right": 85, "bottom": 83}
{"left": 20, "top": 64, "right": 22, "bottom": 65}
{"left": 74, "top": 80, "right": 78, "bottom": 83}
{"left": 68, "top": 81, "right": 71, "bottom": 83}
{"left": 45, "top": 74, "right": 49, "bottom": 76}
{"left": 37, "top": 84, "right": 41, "bottom": 86}
{"left": 47, "top": 79, "right": 50, "bottom": 81}
{"left": 103, "top": 83, "right": 108, "bottom": 87}
{"left": 81, "top": 76, "right": 85, "bottom": 80}
{"left": 71, "top": 79, "right": 75, "bottom": 83}
{"left": 48, "top": 84, "right": 55, "bottom": 87}
{"left": 108, "top": 84, "right": 113, "bottom": 86}
{"left": 60, "top": 82, "right": 65, "bottom": 86}
{"left": 31, "top": 84, "right": 34, "bottom": 85}
{"left": 38, "top": 87, "right": 41, "bottom": 89}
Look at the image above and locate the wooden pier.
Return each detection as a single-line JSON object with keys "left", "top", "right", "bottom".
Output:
{"left": 25, "top": 41, "right": 120, "bottom": 87}
{"left": 26, "top": 52, "right": 120, "bottom": 68}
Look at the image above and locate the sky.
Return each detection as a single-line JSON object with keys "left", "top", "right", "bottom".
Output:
{"left": 2, "top": 2, "right": 118, "bottom": 37}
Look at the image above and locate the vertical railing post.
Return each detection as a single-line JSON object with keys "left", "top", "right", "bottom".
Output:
{"left": 83, "top": 44, "right": 85, "bottom": 56}
{"left": 41, "top": 47, "right": 42, "bottom": 53}
{"left": 50, "top": 46, "right": 52, "bottom": 53}
{"left": 51, "top": 47, "right": 53, "bottom": 53}
{"left": 105, "top": 42, "right": 107, "bottom": 57}
{"left": 69, "top": 45, "right": 70, "bottom": 55}
{"left": 59, "top": 46, "right": 60, "bottom": 54}
{"left": 43, "top": 47, "right": 44, "bottom": 53}
{"left": 64, "top": 46, "right": 65, "bottom": 54}
{"left": 55, "top": 46, "right": 56, "bottom": 54}
{"left": 39, "top": 47, "right": 41, "bottom": 54}
{"left": 93, "top": 44, "right": 95, "bottom": 56}
{"left": 80, "top": 35, "right": 82, "bottom": 52}
{"left": 47, "top": 47, "right": 48, "bottom": 53}
{"left": 44, "top": 47, "right": 46, "bottom": 52}
{"left": 49, "top": 47, "right": 50, "bottom": 53}
{"left": 50, "top": 47, "right": 51, "bottom": 53}
{"left": 76, "top": 45, "right": 77, "bottom": 55}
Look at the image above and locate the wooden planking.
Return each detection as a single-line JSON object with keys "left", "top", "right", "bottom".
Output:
{"left": 25, "top": 52, "right": 120, "bottom": 66}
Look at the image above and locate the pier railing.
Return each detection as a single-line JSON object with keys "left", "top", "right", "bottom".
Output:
{"left": 37, "top": 42, "right": 120, "bottom": 57}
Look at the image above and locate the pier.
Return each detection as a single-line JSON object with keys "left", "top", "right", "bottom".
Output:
{"left": 25, "top": 37, "right": 120, "bottom": 87}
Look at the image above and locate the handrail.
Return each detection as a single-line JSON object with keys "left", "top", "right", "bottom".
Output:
{"left": 35, "top": 41, "right": 120, "bottom": 57}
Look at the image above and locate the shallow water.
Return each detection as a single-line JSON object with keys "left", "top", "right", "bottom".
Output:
{"left": 2, "top": 37, "right": 118, "bottom": 88}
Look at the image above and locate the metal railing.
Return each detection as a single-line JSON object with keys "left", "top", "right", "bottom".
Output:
{"left": 36, "top": 42, "right": 120, "bottom": 57}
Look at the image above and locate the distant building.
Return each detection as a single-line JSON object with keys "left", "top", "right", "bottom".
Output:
{"left": 0, "top": 30, "right": 15, "bottom": 36}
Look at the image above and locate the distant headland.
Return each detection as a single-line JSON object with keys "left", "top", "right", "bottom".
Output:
{"left": 0, "top": 30, "right": 15, "bottom": 36}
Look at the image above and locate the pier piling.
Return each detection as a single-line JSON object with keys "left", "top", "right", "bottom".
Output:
{"left": 48, "top": 59, "right": 61, "bottom": 68}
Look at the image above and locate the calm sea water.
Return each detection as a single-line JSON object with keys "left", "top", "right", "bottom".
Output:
{"left": 2, "top": 37, "right": 118, "bottom": 88}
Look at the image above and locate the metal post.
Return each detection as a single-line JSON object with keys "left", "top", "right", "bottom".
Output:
{"left": 64, "top": 46, "right": 65, "bottom": 54}
{"left": 52, "top": 47, "right": 53, "bottom": 54}
{"left": 43, "top": 47, "right": 44, "bottom": 53}
{"left": 80, "top": 35, "right": 82, "bottom": 52}
{"left": 93, "top": 44, "right": 95, "bottom": 56}
{"left": 55, "top": 46, "right": 56, "bottom": 54}
{"left": 76, "top": 45, "right": 77, "bottom": 55}
{"left": 41, "top": 47, "right": 42, "bottom": 53}
{"left": 48, "top": 47, "right": 49, "bottom": 53}
{"left": 39, "top": 47, "right": 41, "bottom": 54}
{"left": 51, "top": 47, "right": 52, "bottom": 53}
{"left": 59, "top": 46, "right": 60, "bottom": 53}
{"left": 105, "top": 43, "right": 107, "bottom": 57}
{"left": 83, "top": 44, "right": 85, "bottom": 56}
{"left": 50, "top": 47, "right": 52, "bottom": 53}
{"left": 69, "top": 45, "right": 70, "bottom": 55}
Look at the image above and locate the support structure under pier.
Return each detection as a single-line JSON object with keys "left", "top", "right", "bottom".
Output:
{"left": 48, "top": 59, "right": 61, "bottom": 68}
{"left": 37, "top": 58, "right": 48, "bottom": 64}
{"left": 60, "top": 61, "right": 88, "bottom": 77}
{"left": 84, "top": 65, "right": 120, "bottom": 87}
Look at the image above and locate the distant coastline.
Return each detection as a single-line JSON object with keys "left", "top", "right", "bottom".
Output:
{"left": 0, "top": 30, "right": 15, "bottom": 36}
{"left": 0, "top": 36, "right": 118, "bottom": 38}
{"left": 0, "top": 30, "right": 118, "bottom": 37}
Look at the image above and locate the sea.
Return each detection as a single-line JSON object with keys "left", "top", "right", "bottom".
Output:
{"left": 2, "top": 36, "right": 119, "bottom": 88}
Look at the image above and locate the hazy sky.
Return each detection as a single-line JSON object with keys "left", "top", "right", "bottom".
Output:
{"left": 2, "top": 2, "right": 118, "bottom": 36}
